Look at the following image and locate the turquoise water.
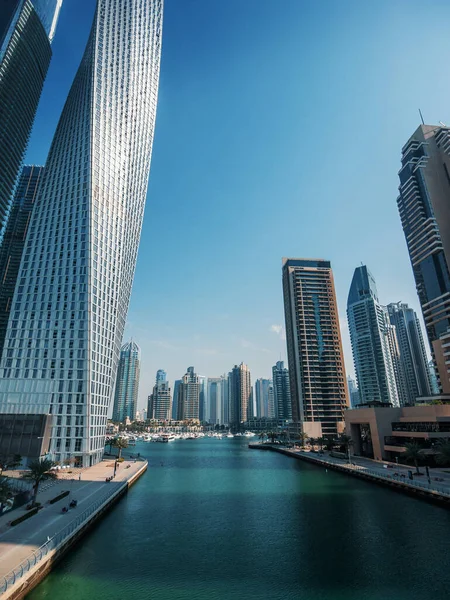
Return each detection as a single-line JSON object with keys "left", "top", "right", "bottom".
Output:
{"left": 28, "top": 437, "right": 450, "bottom": 600}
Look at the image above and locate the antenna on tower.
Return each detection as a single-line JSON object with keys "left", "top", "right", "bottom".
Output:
{"left": 419, "top": 109, "right": 425, "bottom": 125}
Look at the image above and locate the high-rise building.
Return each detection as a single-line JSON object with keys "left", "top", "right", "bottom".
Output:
{"left": 207, "top": 377, "right": 223, "bottom": 425}
{"left": 221, "top": 374, "right": 229, "bottom": 426}
{"left": 178, "top": 367, "right": 200, "bottom": 421}
{"left": 272, "top": 361, "right": 292, "bottom": 420}
{"left": 0, "top": 0, "right": 163, "bottom": 467}
{"left": 148, "top": 369, "right": 171, "bottom": 421}
{"left": 267, "top": 382, "right": 275, "bottom": 418}
{"left": 347, "top": 376, "right": 360, "bottom": 408}
{"left": 397, "top": 125, "right": 450, "bottom": 393}
{"left": 172, "top": 379, "right": 181, "bottom": 421}
{"left": 199, "top": 375, "right": 207, "bottom": 422}
{"left": 229, "top": 362, "right": 252, "bottom": 430}
{"left": 254, "top": 378, "right": 271, "bottom": 418}
{"left": 0, "top": 0, "right": 62, "bottom": 237}
{"left": 428, "top": 360, "right": 440, "bottom": 395}
{"left": 387, "top": 302, "right": 432, "bottom": 404}
{"left": 347, "top": 265, "right": 400, "bottom": 407}
{"left": 112, "top": 341, "right": 141, "bottom": 423}
{"left": 282, "top": 258, "right": 349, "bottom": 437}
{"left": 0, "top": 165, "right": 44, "bottom": 360}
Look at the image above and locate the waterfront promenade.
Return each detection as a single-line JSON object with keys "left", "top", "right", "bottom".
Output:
{"left": 250, "top": 444, "right": 450, "bottom": 503}
{"left": 0, "top": 458, "right": 147, "bottom": 598}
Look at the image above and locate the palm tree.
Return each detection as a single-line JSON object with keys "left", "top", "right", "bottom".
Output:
{"left": 298, "top": 432, "right": 308, "bottom": 448}
{"left": 113, "top": 437, "right": 128, "bottom": 459}
{"left": 0, "top": 476, "right": 12, "bottom": 508}
{"left": 324, "top": 436, "right": 336, "bottom": 452}
{"left": 105, "top": 437, "right": 116, "bottom": 454}
{"left": 0, "top": 454, "right": 22, "bottom": 475}
{"left": 402, "top": 442, "right": 423, "bottom": 475}
{"left": 258, "top": 432, "right": 267, "bottom": 444}
{"left": 435, "top": 439, "right": 450, "bottom": 466}
{"left": 267, "top": 431, "right": 278, "bottom": 444}
{"left": 317, "top": 437, "right": 325, "bottom": 452}
{"left": 309, "top": 437, "right": 316, "bottom": 451}
{"left": 22, "top": 458, "right": 57, "bottom": 505}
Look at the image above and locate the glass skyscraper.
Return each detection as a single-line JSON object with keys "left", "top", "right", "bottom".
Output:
{"left": 178, "top": 367, "right": 200, "bottom": 421}
{"left": 0, "top": 0, "right": 62, "bottom": 237}
{"left": 229, "top": 363, "right": 252, "bottom": 430}
{"left": 347, "top": 265, "right": 400, "bottom": 407}
{"left": 397, "top": 125, "right": 450, "bottom": 394}
{"left": 148, "top": 369, "right": 171, "bottom": 421}
{"left": 0, "top": 0, "right": 163, "bottom": 466}
{"left": 272, "top": 361, "right": 292, "bottom": 420}
{"left": 282, "top": 258, "right": 349, "bottom": 437}
{"left": 112, "top": 341, "right": 141, "bottom": 424}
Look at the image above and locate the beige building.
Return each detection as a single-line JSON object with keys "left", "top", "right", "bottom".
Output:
{"left": 345, "top": 404, "right": 450, "bottom": 461}
{"left": 282, "top": 258, "right": 349, "bottom": 437}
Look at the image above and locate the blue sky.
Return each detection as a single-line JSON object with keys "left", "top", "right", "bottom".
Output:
{"left": 26, "top": 0, "right": 450, "bottom": 409}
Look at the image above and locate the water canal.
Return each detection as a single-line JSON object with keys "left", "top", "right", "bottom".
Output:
{"left": 28, "top": 437, "right": 450, "bottom": 600}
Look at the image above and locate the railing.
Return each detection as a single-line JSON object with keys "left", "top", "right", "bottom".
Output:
{"left": 0, "top": 479, "right": 128, "bottom": 596}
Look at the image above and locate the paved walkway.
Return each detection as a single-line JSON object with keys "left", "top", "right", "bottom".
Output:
{"left": 0, "top": 458, "right": 145, "bottom": 581}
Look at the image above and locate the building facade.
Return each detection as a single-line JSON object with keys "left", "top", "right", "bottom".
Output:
{"left": 347, "top": 376, "right": 360, "bottom": 408}
{"left": 0, "top": 165, "right": 44, "bottom": 360}
{"left": 0, "top": 0, "right": 163, "bottom": 466}
{"left": 387, "top": 302, "right": 432, "bottom": 404}
{"left": 0, "top": 0, "right": 62, "bottom": 238}
{"left": 282, "top": 258, "right": 349, "bottom": 437}
{"left": 171, "top": 379, "right": 181, "bottom": 421}
{"left": 254, "top": 378, "right": 271, "bottom": 418}
{"left": 347, "top": 265, "right": 400, "bottom": 407}
{"left": 112, "top": 341, "right": 140, "bottom": 423}
{"left": 207, "top": 377, "right": 223, "bottom": 425}
{"left": 272, "top": 361, "right": 292, "bottom": 420}
{"left": 178, "top": 367, "right": 200, "bottom": 421}
{"left": 229, "top": 362, "right": 252, "bottom": 430}
{"left": 148, "top": 369, "right": 171, "bottom": 421}
{"left": 397, "top": 125, "right": 450, "bottom": 393}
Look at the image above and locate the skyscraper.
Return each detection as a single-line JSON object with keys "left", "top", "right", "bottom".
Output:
{"left": 0, "top": 0, "right": 163, "bottom": 466}
{"left": 172, "top": 379, "right": 181, "bottom": 421}
{"left": 282, "top": 258, "right": 349, "bottom": 437}
{"left": 272, "top": 361, "right": 292, "bottom": 420}
{"left": 267, "top": 382, "right": 275, "bottom": 419}
{"left": 347, "top": 266, "right": 400, "bottom": 407}
{"left": 199, "top": 375, "right": 207, "bottom": 422}
{"left": 387, "top": 302, "right": 431, "bottom": 404}
{"left": 254, "top": 378, "right": 271, "bottom": 418}
{"left": 0, "top": 165, "right": 44, "bottom": 360}
{"left": 397, "top": 125, "right": 450, "bottom": 393}
{"left": 112, "top": 341, "right": 141, "bottom": 423}
{"left": 148, "top": 369, "right": 171, "bottom": 421}
{"left": 178, "top": 367, "right": 200, "bottom": 421}
{"left": 0, "top": 0, "right": 62, "bottom": 237}
{"left": 229, "top": 362, "right": 252, "bottom": 430}
{"left": 346, "top": 376, "right": 360, "bottom": 408}
{"left": 207, "top": 377, "right": 223, "bottom": 425}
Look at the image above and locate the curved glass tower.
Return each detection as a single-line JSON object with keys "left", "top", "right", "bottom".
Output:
{"left": 0, "top": 0, "right": 62, "bottom": 237}
{"left": 0, "top": 0, "right": 163, "bottom": 466}
{"left": 112, "top": 341, "right": 141, "bottom": 423}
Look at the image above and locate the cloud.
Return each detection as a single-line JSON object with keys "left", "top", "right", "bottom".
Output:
{"left": 270, "top": 324, "right": 286, "bottom": 341}
{"left": 240, "top": 338, "right": 270, "bottom": 354}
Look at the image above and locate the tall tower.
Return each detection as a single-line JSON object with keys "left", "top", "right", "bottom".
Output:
{"left": 347, "top": 265, "right": 400, "bottom": 407}
{"left": 254, "top": 378, "right": 271, "bottom": 418}
{"left": 0, "top": 165, "right": 44, "bottom": 360}
{"left": 282, "top": 258, "right": 349, "bottom": 437}
{"left": 0, "top": 0, "right": 163, "bottom": 466}
{"left": 0, "top": 0, "right": 62, "bottom": 237}
{"left": 207, "top": 377, "right": 223, "bottom": 425}
{"left": 229, "top": 362, "right": 251, "bottom": 430}
{"left": 397, "top": 125, "right": 450, "bottom": 392}
{"left": 148, "top": 369, "right": 171, "bottom": 421}
{"left": 387, "top": 302, "right": 432, "bottom": 403}
{"left": 171, "top": 379, "right": 181, "bottom": 421}
{"left": 272, "top": 361, "right": 292, "bottom": 420}
{"left": 112, "top": 341, "right": 141, "bottom": 423}
{"left": 178, "top": 367, "right": 200, "bottom": 420}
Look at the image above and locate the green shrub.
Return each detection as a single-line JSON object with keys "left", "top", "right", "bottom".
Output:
{"left": 11, "top": 507, "right": 38, "bottom": 526}
{"left": 117, "top": 457, "right": 125, "bottom": 463}
{"left": 49, "top": 490, "right": 70, "bottom": 505}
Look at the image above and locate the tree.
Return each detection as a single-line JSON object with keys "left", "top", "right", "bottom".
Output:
{"left": 105, "top": 437, "right": 116, "bottom": 454}
{"left": 267, "top": 431, "right": 278, "bottom": 444}
{"left": 309, "top": 438, "right": 316, "bottom": 451}
{"left": 22, "top": 458, "right": 57, "bottom": 505}
{"left": 317, "top": 437, "right": 325, "bottom": 452}
{"left": 0, "top": 476, "right": 12, "bottom": 507}
{"left": 258, "top": 432, "right": 267, "bottom": 443}
{"left": 113, "top": 437, "right": 128, "bottom": 459}
{"left": 402, "top": 442, "right": 423, "bottom": 474}
{"left": 298, "top": 432, "right": 308, "bottom": 448}
{"left": 435, "top": 439, "right": 450, "bottom": 466}
{"left": 0, "top": 454, "right": 22, "bottom": 475}
{"left": 324, "top": 436, "right": 336, "bottom": 452}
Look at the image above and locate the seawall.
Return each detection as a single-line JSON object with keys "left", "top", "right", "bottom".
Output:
{"left": 1, "top": 461, "right": 147, "bottom": 600}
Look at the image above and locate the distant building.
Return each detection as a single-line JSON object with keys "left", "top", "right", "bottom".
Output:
{"left": 272, "top": 361, "right": 292, "bottom": 420}
{"left": 199, "top": 375, "right": 207, "bottom": 422}
{"left": 397, "top": 125, "right": 450, "bottom": 393}
{"left": 229, "top": 363, "right": 252, "bottom": 430}
{"left": 429, "top": 360, "right": 440, "bottom": 395}
{"left": 347, "top": 376, "right": 360, "bottom": 408}
{"left": 267, "top": 383, "right": 275, "bottom": 418}
{"left": 178, "top": 367, "right": 200, "bottom": 420}
{"left": 0, "top": 165, "right": 44, "bottom": 360}
{"left": 148, "top": 369, "right": 171, "bottom": 421}
{"left": 221, "top": 374, "right": 229, "bottom": 426}
{"left": 283, "top": 258, "right": 349, "bottom": 437}
{"left": 172, "top": 380, "right": 181, "bottom": 421}
{"left": 387, "top": 302, "right": 432, "bottom": 404}
{"left": 347, "top": 265, "right": 399, "bottom": 407}
{"left": 112, "top": 341, "right": 141, "bottom": 423}
{"left": 0, "top": 0, "right": 62, "bottom": 238}
{"left": 207, "top": 377, "right": 223, "bottom": 425}
{"left": 255, "top": 379, "right": 271, "bottom": 418}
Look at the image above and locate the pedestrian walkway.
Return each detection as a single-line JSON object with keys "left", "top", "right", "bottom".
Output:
{"left": 0, "top": 458, "right": 146, "bottom": 584}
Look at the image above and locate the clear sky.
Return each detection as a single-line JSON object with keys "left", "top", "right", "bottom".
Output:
{"left": 26, "top": 0, "right": 450, "bottom": 410}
